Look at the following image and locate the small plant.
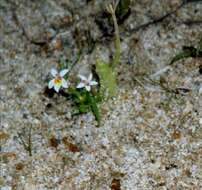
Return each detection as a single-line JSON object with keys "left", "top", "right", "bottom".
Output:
{"left": 170, "top": 38, "right": 202, "bottom": 65}
{"left": 48, "top": 66, "right": 100, "bottom": 123}
{"left": 72, "top": 73, "right": 100, "bottom": 123}
{"left": 46, "top": 2, "right": 121, "bottom": 125}
{"left": 69, "top": 87, "right": 101, "bottom": 124}
{"left": 95, "top": 2, "right": 121, "bottom": 99}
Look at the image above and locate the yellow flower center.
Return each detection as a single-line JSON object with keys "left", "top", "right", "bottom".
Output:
{"left": 54, "top": 77, "right": 62, "bottom": 85}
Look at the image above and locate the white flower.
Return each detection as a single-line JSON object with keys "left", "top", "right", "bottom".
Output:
{"left": 48, "top": 68, "right": 69, "bottom": 92}
{"left": 76, "top": 73, "right": 98, "bottom": 91}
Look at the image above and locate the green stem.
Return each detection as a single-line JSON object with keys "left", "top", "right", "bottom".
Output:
{"left": 111, "top": 9, "right": 121, "bottom": 68}
{"left": 87, "top": 91, "right": 100, "bottom": 125}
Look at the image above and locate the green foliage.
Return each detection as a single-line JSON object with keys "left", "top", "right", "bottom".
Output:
{"left": 170, "top": 49, "right": 194, "bottom": 65}
{"left": 95, "top": 3, "right": 121, "bottom": 99}
{"left": 170, "top": 39, "right": 202, "bottom": 65}
{"left": 96, "top": 59, "right": 117, "bottom": 98}
{"left": 88, "top": 92, "right": 101, "bottom": 124}
{"left": 115, "top": 0, "right": 131, "bottom": 22}
{"left": 55, "top": 4, "right": 122, "bottom": 124}
{"left": 58, "top": 54, "right": 101, "bottom": 124}
{"left": 69, "top": 88, "right": 101, "bottom": 124}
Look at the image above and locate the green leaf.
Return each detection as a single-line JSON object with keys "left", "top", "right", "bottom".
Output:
{"left": 96, "top": 59, "right": 117, "bottom": 99}
{"left": 115, "top": 0, "right": 131, "bottom": 23}
{"left": 170, "top": 51, "right": 192, "bottom": 65}
{"left": 69, "top": 88, "right": 101, "bottom": 124}
{"left": 87, "top": 93, "right": 101, "bottom": 124}
{"left": 170, "top": 46, "right": 197, "bottom": 65}
{"left": 78, "top": 104, "right": 89, "bottom": 113}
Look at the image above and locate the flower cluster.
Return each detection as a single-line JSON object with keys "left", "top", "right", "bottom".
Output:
{"left": 48, "top": 68, "right": 97, "bottom": 92}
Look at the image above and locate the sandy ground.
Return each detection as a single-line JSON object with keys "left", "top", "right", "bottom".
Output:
{"left": 0, "top": 0, "right": 202, "bottom": 189}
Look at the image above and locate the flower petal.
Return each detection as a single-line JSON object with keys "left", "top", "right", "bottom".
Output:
{"left": 48, "top": 79, "right": 55, "bottom": 89}
{"left": 78, "top": 74, "right": 87, "bottom": 81}
{"left": 76, "top": 82, "right": 85, "bottom": 89}
{"left": 61, "top": 78, "right": 69, "bottom": 88}
{"left": 54, "top": 83, "right": 61, "bottom": 93}
{"left": 90, "top": 81, "right": 98, "bottom": 86}
{"left": 51, "top": 68, "right": 58, "bottom": 77}
{"left": 85, "top": 85, "right": 91, "bottom": 91}
{"left": 88, "top": 73, "right": 92, "bottom": 82}
{"left": 59, "top": 69, "right": 69, "bottom": 77}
